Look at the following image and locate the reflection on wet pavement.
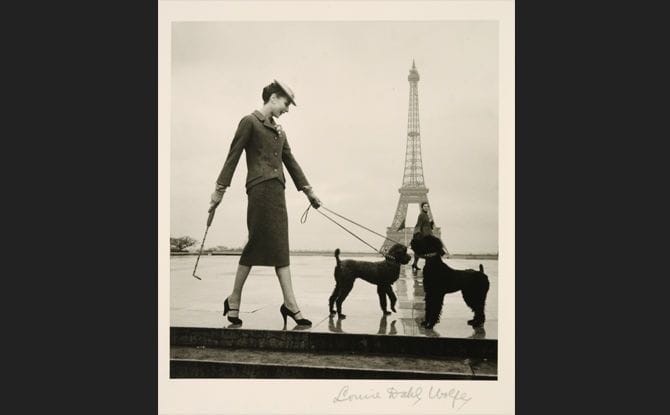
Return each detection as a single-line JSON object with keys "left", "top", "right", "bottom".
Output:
{"left": 170, "top": 254, "right": 498, "bottom": 339}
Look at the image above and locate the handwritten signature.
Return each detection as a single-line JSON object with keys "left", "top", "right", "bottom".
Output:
{"left": 333, "top": 385, "right": 472, "bottom": 410}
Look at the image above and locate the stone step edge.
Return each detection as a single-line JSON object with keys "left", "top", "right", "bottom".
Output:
{"left": 171, "top": 327, "right": 497, "bottom": 359}
{"left": 170, "top": 358, "right": 497, "bottom": 380}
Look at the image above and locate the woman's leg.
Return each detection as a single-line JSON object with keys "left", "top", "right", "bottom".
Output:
{"left": 227, "top": 264, "right": 252, "bottom": 318}
{"left": 276, "top": 265, "right": 306, "bottom": 320}
{"left": 412, "top": 253, "right": 420, "bottom": 269}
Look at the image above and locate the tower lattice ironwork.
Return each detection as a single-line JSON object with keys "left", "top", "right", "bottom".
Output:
{"left": 381, "top": 60, "right": 445, "bottom": 255}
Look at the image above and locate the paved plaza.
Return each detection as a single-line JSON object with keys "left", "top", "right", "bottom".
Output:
{"left": 170, "top": 254, "right": 498, "bottom": 339}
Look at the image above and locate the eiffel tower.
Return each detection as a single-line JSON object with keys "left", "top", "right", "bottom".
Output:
{"left": 381, "top": 60, "right": 444, "bottom": 254}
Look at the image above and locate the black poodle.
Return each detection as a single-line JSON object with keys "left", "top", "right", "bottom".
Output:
{"left": 411, "top": 235, "right": 490, "bottom": 328}
{"left": 329, "top": 243, "right": 411, "bottom": 319}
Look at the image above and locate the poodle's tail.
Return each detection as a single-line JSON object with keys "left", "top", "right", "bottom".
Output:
{"left": 479, "top": 264, "right": 484, "bottom": 273}
{"left": 334, "top": 248, "right": 341, "bottom": 265}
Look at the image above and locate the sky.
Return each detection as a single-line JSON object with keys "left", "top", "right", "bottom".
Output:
{"left": 170, "top": 20, "right": 498, "bottom": 254}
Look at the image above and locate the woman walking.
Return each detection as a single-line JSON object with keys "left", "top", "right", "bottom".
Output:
{"left": 208, "top": 80, "right": 321, "bottom": 327}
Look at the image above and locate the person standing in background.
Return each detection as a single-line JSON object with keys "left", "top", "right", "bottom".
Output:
{"left": 411, "top": 202, "right": 434, "bottom": 272}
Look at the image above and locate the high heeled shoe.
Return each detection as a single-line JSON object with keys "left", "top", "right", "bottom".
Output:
{"left": 223, "top": 297, "right": 243, "bottom": 325}
{"left": 280, "top": 304, "right": 312, "bottom": 326}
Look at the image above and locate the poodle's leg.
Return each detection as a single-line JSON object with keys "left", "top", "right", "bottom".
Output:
{"left": 329, "top": 283, "right": 340, "bottom": 316}
{"left": 472, "top": 280, "right": 490, "bottom": 326}
{"left": 422, "top": 292, "right": 436, "bottom": 328}
{"left": 463, "top": 285, "right": 487, "bottom": 327}
{"left": 435, "top": 292, "right": 446, "bottom": 324}
{"left": 462, "top": 288, "right": 477, "bottom": 325}
{"left": 377, "top": 285, "right": 391, "bottom": 315}
{"left": 424, "top": 291, "right": 445, "bottom": 329}
{"left": 335, "top": 280, "right": 355, "bottom": 319}
{"left": 386, "top": 285, "right": 398, "bottom": 313}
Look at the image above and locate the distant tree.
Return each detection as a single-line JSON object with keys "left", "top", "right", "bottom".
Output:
{"left": 170, "top": 236, "right": 197, "bottom": 252}
{"left": 204, "top": 245, "right": 230, "bottom": 253}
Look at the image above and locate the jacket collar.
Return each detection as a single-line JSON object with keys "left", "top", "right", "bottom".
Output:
{"left": 253, "top": 110, "right": 277, "bottom": 131}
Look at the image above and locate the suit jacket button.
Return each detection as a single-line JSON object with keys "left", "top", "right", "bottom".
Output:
{"left": 274, "top": 168, "right": 277, "bottom": 172}
{"left": 274, "top": 152, "right": 278, "bottom": 156}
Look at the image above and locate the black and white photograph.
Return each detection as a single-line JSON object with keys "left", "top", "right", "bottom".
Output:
{"left": 159, "top": 1, "right": 514, "bottom": 413}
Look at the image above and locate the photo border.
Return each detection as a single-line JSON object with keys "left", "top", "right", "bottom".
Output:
{"left": 159, "top": 1, "right": 514, "bottom": 414}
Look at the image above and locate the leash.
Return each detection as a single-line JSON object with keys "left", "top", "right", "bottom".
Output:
{"left": 300, "top": 204, "right": 406, "bottom": 260}
{"left": 320, "top": 205, "right": 404, "bottom": 246}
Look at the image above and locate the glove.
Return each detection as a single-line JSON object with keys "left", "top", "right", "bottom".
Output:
{"left": 209, "top": 183, "right": 227, "bottom": 212}
{"left": 303, "top": 186, "right": 321, "bottom": 209}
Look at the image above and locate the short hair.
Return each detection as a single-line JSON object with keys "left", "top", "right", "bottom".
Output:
{"left": 262, "top": 81, "right": 290, "bottom": 104}
{"left": 421, "top": 202, "right": 429, "bottom": 208}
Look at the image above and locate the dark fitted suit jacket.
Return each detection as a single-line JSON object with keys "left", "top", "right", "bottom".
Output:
{"left": 414, "top": 211, "right": 434, "bottom": 236}
{"left": 216, "top": 110, "right": 310, "bottom": 191}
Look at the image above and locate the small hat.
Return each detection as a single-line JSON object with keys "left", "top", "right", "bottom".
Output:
{"left": 274, "top": 79, "right": 297, "bottom": 106}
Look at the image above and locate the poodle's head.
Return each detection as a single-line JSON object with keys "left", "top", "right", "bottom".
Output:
{"left": 387, "top": 243, "right": 412, "bottom": 265}
{"left": 410, "top": 235, "right": 446, "bottom": 258}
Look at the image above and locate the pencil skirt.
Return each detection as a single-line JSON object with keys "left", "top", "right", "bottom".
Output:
{"left": 239, "top": 179, "right": 290, "bottom": 267}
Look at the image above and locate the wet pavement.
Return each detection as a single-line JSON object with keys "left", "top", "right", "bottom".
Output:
{"left": 170, "top": 254, "right": 498, "bottom": 339}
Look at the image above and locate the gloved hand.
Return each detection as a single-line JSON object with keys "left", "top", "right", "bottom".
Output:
{"left": 303, "top": 186, "right": 321, "bottom": 209}
{"left": 209, "top": 184, "right": 227, "bottom": 212}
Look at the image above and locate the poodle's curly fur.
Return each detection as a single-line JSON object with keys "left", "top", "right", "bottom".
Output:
{"left": 328, "top": 243, "right": 411, "bottom": 319}
{"left": 411, "top": 235, "right": 490, "bottom": 329}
